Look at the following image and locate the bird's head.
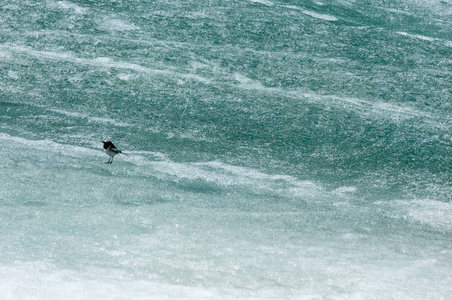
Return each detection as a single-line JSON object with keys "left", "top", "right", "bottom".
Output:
{"left": 101, "top": 140, "right": 113, "bottom": 149}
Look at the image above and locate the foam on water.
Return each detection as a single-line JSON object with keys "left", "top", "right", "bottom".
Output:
{"left": 379, "top": 199, "right": 452, "bottom": 231}
{"left": 48, "top": 108, "right": 132, "bottom": 128}
{"left": 49, "top": 0, "right": 89, "bottom": 15}
{"left": 249, "top": 0, "right": 274, "bottom": 7}
{"left": 282, "top": 5, "right": 338, "bottom": 21}
{"left": 396, "top": 31, "right": 441, "bottom": 42}
{"left": 0, "top": 133, "right": 99, "bottom": 158}
{"left": 0, "top": 44, "right": 211, "bottom": 84}
{"left": 1, "top": 0, "right": 451, "bottom": 298}
{"left": 0, "top": 262, "right": 318, "bottom": 300}
{"left": 99, "top": 18, "right": 141, "bottom": 33}
{"left": 0, "top": 132, "right": 318, "bottom": 201}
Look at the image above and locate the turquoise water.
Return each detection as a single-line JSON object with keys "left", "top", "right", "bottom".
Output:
{"left": 1, "top": 0, "right": 451, "bottom": 299}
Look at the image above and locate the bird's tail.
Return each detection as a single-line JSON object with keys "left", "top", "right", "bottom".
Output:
{"left": 120, "top": 152, "right": 130, "bottom": 157}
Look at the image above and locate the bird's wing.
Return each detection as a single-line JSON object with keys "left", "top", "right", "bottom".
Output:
{"left": 110, "top": 147, "right": 122, "bottom": 154}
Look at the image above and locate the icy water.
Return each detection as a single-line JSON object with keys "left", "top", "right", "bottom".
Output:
{"left": 1, "top": 0, "right": 451, "bottom": 299}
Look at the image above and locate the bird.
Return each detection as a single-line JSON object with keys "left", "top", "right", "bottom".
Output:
{"left": 101, "top": 140, "right": 128, "bottom": 164}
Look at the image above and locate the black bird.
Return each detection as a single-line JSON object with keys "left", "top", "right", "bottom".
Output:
{"left": 101, "top": 140, "right": 128, "bottom": 164}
